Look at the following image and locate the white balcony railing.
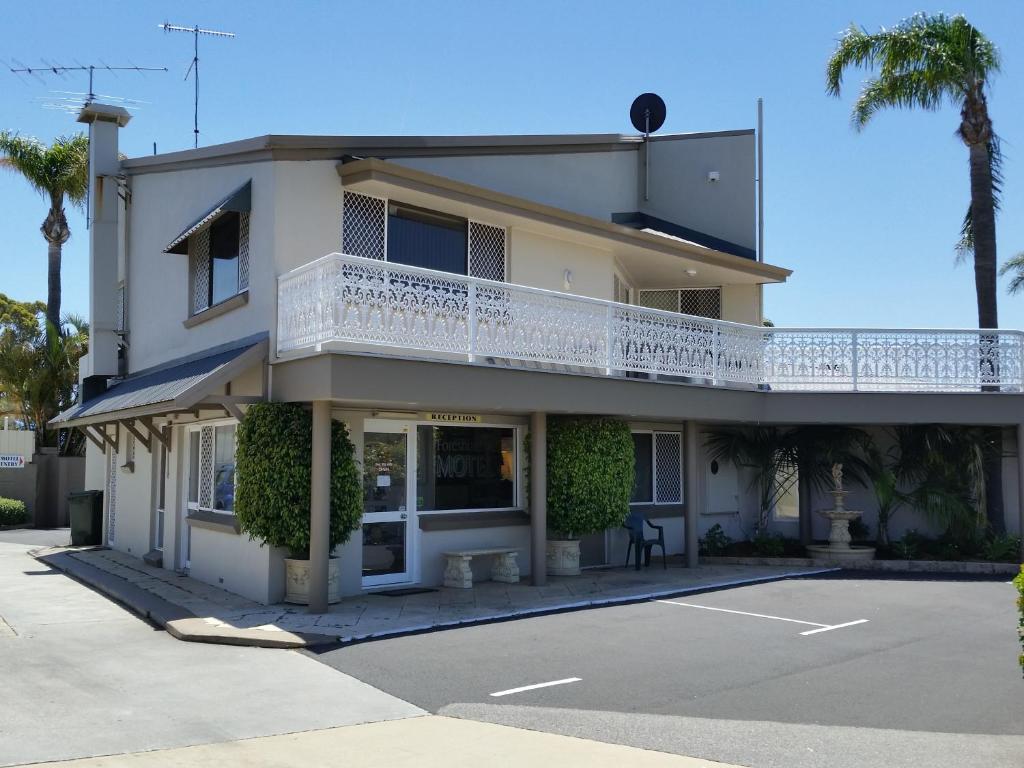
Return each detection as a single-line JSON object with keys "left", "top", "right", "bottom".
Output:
{"left": 277, "top": 253, "right": 1024, "bottom": 394}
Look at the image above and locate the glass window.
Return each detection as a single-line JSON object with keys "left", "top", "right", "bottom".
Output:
{"left": 213, "top": 425, "right": 236, "bottom": 512}
{"left": 363, "top": 432, "right": 409, "bottom": 513}
{"left": 774, "top": 466, "right": 800, "bottom": 521}
{"left": 209, "top": 212, "right": 240, "bottom": 305}
{"left": 630, "top": 433, "right": 653, "bottom": 503}
{"left": 417, "top": 425, "right": 515, "bottom": 510}
{"left": 387, "top": 202, "right": 467, "bottom": 275}
{"left": 188, "top": 431, "right": 200, "bottom": 504}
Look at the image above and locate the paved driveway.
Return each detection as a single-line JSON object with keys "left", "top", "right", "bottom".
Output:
{"left": 0, "top": 539, "right": 422, "bottom": 767}
{"left": 308, "top": 571, "right": 1024, "bottom": 768}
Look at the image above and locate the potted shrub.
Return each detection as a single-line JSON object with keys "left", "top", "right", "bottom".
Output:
{"left": 235, "top": 403, "right": 362, "bottom": 604}
{"left": 544, "top": 416, "right": 634, "bottom": 576}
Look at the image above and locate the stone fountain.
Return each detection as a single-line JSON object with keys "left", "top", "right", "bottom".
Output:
{"left": 805, "top": 464, "right": 876, "bottom": 562}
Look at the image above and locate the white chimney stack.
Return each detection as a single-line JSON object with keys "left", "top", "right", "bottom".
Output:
{"left": 77, "top": 102, "right": 131, "bottom": 394}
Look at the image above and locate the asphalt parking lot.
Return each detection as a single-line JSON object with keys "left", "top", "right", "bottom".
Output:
{"left": 309, "top": 571, "right": 1024, "bottom": 768}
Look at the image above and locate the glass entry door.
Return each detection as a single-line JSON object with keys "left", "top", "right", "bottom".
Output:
{"left": 362, "top": 422, "right": 415, "bottom": 587}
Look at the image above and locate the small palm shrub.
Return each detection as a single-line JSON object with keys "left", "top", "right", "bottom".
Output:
{"left": 699, "top": 524, "right": 732, "bottom": 556}
{"left": 1014, "top": 566, "right": 1024, "bottom": 675}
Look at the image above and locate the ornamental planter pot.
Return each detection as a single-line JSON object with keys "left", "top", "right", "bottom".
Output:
{"left": 284, "top": 557, "right": 341, "bottom": 605}
{"left": 546, "top": 538, "right": 581, "bottom": 576}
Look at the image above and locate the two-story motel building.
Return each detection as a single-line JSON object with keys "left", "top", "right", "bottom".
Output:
{"left": 54, "top": 102, "right": 1024, "bottom": 608}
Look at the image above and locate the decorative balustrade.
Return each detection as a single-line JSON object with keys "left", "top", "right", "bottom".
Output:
{"left": 277, "top": 253, "right": 1024, "bottom": 394}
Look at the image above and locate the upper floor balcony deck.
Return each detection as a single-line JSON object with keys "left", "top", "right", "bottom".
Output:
{"left": 277, "top": 253, "right": 1024, "bottom": 394}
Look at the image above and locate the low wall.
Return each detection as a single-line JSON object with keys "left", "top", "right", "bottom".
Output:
{"left": 0, "top": 449, "right": 85, "bottom": 528}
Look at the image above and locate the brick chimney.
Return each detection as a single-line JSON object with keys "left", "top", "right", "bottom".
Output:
{"left": 77, "top": 102, "right": 131, "bottom": 400}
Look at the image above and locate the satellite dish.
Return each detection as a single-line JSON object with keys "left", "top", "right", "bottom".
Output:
{"left": 630, "top": 93, "right": 666, "bottom": 134}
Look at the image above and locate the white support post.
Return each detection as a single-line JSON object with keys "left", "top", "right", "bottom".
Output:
{"left": 851, "top": 331, "right": 859, "bottom": 392}
{"left": 468, "top": 282, "right": 477, "bottom": 363}
{"left": 605, "top": 304, "right": 614, "bottom": 375}
{"left": 711, "top": 327, "right": 720, "bottom": 385}
{"left": 1018, "top": 424, "right": 1024, "bottom": 563}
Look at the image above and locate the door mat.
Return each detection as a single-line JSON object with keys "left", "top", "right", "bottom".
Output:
{"left": 373, "top": 587, "right": 439, "bottom": 597}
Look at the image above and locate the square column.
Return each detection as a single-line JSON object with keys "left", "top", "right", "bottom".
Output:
{"left": 1018, "top": 424, "right": 1024, "bottom": 562}
{"left": 308, "top": 400, "right": 332, "bottom": 613}
{"left": 530, "top": 412, "right": 547, "bottom": 586}
{"left": 684, "top": 421, "right": 700, "bottom": 568}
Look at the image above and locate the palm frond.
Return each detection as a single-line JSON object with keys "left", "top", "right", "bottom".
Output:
{"left": 999, "top": 252, "right": 1024, "bottom": 295}
{"left": 0, "top": 131, "right": 89, "bottom": 212}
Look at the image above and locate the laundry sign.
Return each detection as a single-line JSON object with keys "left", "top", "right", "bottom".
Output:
{"left": 0, "top": 455, "right": 25, "bottom": 469}
{"left": 428, "top": 413, "right": 482, "bottom": 424}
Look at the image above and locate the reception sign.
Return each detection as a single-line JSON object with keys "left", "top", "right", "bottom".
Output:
{"left": 428, "top": 413, "right": 482, "bottom": 424}
{"left": 0, "top": 455, "right": 26, "bottom": 469}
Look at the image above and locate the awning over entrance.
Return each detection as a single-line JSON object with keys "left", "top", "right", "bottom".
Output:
{"left": 51, "top": 335, "right": 267, "bottom": 429}
{"left": 163, "top": 180, "right": 252, "bottom": 254}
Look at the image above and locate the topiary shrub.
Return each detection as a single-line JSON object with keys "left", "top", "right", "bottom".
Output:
{"left": 1015, "top": 566, "right": 1024, "bottom": 676}
{"left": 545, "top": 416, "right": 633, "bottom": 539}
{"left": 235, "top": 403, "right": 361, "bottom": 558}
{"left": 0, "top": 497, "right": 28, "bottom": 527}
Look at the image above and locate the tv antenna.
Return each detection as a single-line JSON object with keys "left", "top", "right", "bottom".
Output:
{"left": 158, "top": 22, "right": 236, "bottom": 148}
{"left": 8, "top": 61, "right": 167, "bottom": 103}
{"left": 630, "top": 93, "right": 666, "bottom": 201}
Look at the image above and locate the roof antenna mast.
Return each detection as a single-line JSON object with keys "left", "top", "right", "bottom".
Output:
{"left": 158, "top": 22, "right": 235, "bottom": 148}
{"left": 7, "top": 61, "right": 166, "bottom": 108}
{"left": 629, "top": 93, "right": 666, "bottom": 202}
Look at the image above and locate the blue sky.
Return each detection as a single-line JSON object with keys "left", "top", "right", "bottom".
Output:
{"left": 2, "top": 0, "right": 1024, "bottom": 329}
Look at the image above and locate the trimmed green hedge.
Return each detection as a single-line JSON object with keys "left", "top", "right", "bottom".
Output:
{"left": 545, "top": 416, "right": 634, "bottom": 539}
{"left": 235, "top": 403, "right": 362, "bottom": 558}
{"left": 1015, "top": 566, "right": 1024, "bottom": 676}
{"left": 0, "top": 497, "right": 28, "bottom": 527}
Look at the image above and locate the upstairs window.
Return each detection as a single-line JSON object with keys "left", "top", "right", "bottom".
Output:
{"left": 341, "top": 191, "right": 507, "bottom": 281}
{"left": 191, "top": 212, "right": 250, "bottom": 314}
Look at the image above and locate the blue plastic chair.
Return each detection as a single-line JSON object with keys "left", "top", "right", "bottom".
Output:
{"left": 623, "top": 511, "right": 666, "bottom": 570}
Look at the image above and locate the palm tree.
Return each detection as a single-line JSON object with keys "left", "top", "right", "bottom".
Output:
{"left": 999, "top": 252, "right": 1024, "bottom": 295}
{"left": 0, "top": 133, "right": 89, "bottom": 340}
{"left": 826, "top": 13, "right": 1002, "bottom": 329}
{"left": 826, "top": 13, "right": 1006, "bottom": 533}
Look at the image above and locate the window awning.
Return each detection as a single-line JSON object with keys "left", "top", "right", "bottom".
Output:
{"left": 50, "top": 335, "right": 267, "bottom": 429}
{"left": 163, "top": 180, "right": 252, "bottom": 254}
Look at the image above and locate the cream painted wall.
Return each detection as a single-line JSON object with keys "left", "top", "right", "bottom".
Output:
{"left": 126, "top": 161, "right": 276, "bottom": 373}
{"left": 509, "top": 228, "right": 616, "bottom": 301}
{"left": 721, "top": 284, "right": 762, "bottom": 325}
{"left": 83, "top": 441, "right": 105, "bottom": 491}
{"left": 188, "top": 526, "right": 287, "bottom": 604}
{"left": 106, "top": 429, "right": 154, "bottom": 559}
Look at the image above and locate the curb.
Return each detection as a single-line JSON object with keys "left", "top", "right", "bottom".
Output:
{"left": 312, "top": 567, "right": 841, "bottom": 649}
{"left": 32, "top": 548, "right": 337, "bottom": 649}
{"left": 700, "top": 555, "right": 1021, "bottom": 575}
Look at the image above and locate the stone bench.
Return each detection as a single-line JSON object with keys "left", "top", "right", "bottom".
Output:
{"left": 443, "top": 548, "right": 520, "bottom": 589}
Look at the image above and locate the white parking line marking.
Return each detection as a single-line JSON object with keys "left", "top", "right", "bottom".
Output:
{"left": 799, "top": 619, "right": 870, "bottom": 636}
{"left": 656, "top": 600, "right": 825, "bottom": 627}
{"left": 655, "top": 600, "right": 869, "bottom": 636}
{"left": 489, "top": 677, "right": 581, "bottom": 697}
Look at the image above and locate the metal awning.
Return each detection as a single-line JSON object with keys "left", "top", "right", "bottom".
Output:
{"left": 51, "top": 335, "right": 267, "bottom": 429}
{"left": 163, "top": 180, "right": 252, "bottom": 254}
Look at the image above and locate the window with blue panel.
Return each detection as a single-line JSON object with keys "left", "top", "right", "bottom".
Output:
{"left": 387, "top": 202, "right": 467, "bottom": 275}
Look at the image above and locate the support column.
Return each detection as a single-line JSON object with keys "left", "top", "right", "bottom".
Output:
{"left": 684, "top": 421, "right": 700, "bottom": 568}
{"left": 530, "top": 412, "right": 547, "bottom": 586}
{"left": 1018, "top": 424, "right": 1024, "bottom": 562}
{"left": 308, "top": 400, "right": 332, "bottom": 614}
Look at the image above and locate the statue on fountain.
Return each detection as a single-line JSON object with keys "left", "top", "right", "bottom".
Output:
{"left": 805, "top": 461, "right": 876, "bottom": 561}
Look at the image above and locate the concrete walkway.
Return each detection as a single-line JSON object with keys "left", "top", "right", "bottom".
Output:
{"left": 9, "top": 716, "right": 742, "bottom": 767}
{"left": 37, "top": 545, "right": 828, "bottom": 648}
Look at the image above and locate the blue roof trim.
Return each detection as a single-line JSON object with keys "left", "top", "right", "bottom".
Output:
{"left": 612, "top": 212, "right": 756, "bottom": 261}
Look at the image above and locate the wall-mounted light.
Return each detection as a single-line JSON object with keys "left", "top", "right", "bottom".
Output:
{"left": 685, "top": 268, "right": 698, "bottom": 277}
{"left": 563, "top": 269, "right": 573, "bottom": 289}
{"left": 707, "top": 171, "right": 720, "bottom": 183}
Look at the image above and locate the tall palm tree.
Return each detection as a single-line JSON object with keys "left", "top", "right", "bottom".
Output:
{"left": 826, "top": 13, "right": 1006, "bottom": 532}
{"left": 826, "top": 13, "right": 1001, "bottom": 328}
{"left": 0, "top": 133, "right": 89, "bottom": 339}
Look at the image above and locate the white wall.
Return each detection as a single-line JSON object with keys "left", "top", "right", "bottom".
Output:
{"left": 126, "top": 161, "right": 276, "bottom": 373}
{"left": 509, "top": 228, "right": 616, "bottom": 301}
{"left": 188, "top": 526, "right": 287, "bottom": 604}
